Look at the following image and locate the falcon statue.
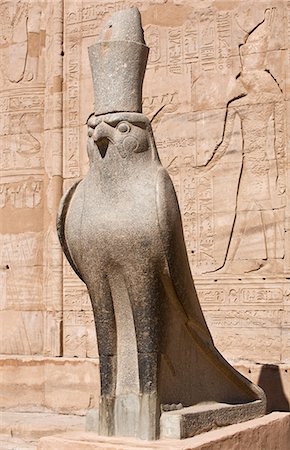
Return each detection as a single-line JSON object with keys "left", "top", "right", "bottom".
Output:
{"left": 57, "top": 7, "right": 265, "bottom": 440}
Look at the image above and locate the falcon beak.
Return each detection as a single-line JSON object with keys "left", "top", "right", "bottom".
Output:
{"left": 96, "top": 137, "right": 110, "bottom": 159}
{"left": 93, "top": 122, "right": 113, "bottom": 158}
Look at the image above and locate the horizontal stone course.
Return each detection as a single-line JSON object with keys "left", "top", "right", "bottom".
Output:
{"left": 38, "top": 412, "right": 290, "bottom": 450}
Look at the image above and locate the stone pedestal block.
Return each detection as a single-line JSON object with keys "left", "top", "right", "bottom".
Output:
{"left": 38, "top": 412, "right": 290, "bottom": 450}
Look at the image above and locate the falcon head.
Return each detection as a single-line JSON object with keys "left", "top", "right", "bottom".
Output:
{"left": 86, "top": 112, "right": 159, "bottom": 163}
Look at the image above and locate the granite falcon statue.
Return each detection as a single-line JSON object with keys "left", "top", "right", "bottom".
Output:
{"left": 57, "top": 7, "right": 265, "bottom": 441}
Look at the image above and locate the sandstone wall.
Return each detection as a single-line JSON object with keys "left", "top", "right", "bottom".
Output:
{"left": 0, "top": 0, "right": 64, "bottom": 356}
{"left": 1, "top": 0, "right": 290, "bottom": 370}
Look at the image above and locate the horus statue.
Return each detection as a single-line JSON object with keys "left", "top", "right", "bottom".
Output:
{"left": 57, "top": 8, "right": 266, "bottom": 441}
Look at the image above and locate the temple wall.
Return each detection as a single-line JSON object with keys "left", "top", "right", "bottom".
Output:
{"left": 1, "top": 0, "right": 290, "bottom": 411}
{"left": 0, "top": 0, "right": 64, "bottom": 357}
{"left": 61, "top": 0, "right": 290, "bottom": 365}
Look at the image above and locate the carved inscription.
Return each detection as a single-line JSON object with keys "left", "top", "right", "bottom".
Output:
{"left": 0, "top": 178, "right": 42, "bottom": 209}
{"left": 0, "top": 0, "right": 49, "bottom": 356}
{"left": 0, "top": 1, "right": 46, "bottom": 84}
{"left": 198, "top": 286, "right": 283, "bottom": 305}
{"left": 0, "top": 311, "right": 43, "bottom": 355}
{"left": 0, "top": 233, "right": 43, "bottom": 309}
{"left": 191, "top": 7, "right": 286, "bottom": 275}
{"left": 63, "top": 261, "right": 97, "bottom": 357}
{"left": 146, "top": 25, "right": 161, "bottom": 64}
{"left": 206, "top": 310, "right": 281, "bottom": 328}
{"left": 60, "top": 0, "right": 289, "bottom": 364}
{"left": 0, "top": 108, "right": 43, "bottom": 171}
{"left": 197, "top": 282, "right": 285, "bottom": 362}
{"left": 216, "top": 12, "right": 231, "bottom": 72}
{"left": 160, "top": 151, "right": 215, "bottom": 272}
{"left": 64, "top": 36, "right": 81, "bottom": 178}
{"left": 144, "top": 8, "right": 229, "bottom": 74}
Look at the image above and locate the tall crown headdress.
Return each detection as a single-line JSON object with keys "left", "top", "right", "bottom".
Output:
{"left": 239, "top": 8, "right": 275, "bottom": 70}
{"left": 88, "top": 8, "right": 149, "bottom": 116}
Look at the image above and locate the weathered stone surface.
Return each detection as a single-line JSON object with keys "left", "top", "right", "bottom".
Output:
{"left": 0, "top": 357, "right": 99, "bottom": 415}
{"left": 61, "top": 0, "right": 290, "bottom": 369}
{"left": 0, "top": 411, "right": 85, "bottom": 441}
{"left": 1, "top": 357, "right": 289, "bottom": 419}
{"left": 88, "top": 8, "right": 149, "bottom": 116}
{"left": 160, "top": 400, "right": 265, "bottom": 439}
{"left": 0, "top": 0, "right": 64, "bottom": 357}
{"left": 38, "top": 412, "right": 290, "bottom": 450}
{"left": 57, "top": 7, "right": 266, "bottom": 440}
{"left": 0, "top": 434, "right": 36, "bottom": 450}
{"left": 0, "top": 0, "right": 289, "bottom": 436}
{"left": 237, "top": 363, "right": 290, "bottom": 413}
{"left": 0, "top": 0, "right": 288, "bottom": 366}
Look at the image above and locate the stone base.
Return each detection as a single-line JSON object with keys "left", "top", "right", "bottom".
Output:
{"left": 160, "top": 399, "right": 265, "bottom": 439}
{"left": 38, "top": 412, "right": 290, "bottom": 450}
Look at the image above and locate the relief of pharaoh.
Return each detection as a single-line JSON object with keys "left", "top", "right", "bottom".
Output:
{"left": 197, "top": 8, "right": 285, "bottom": 274}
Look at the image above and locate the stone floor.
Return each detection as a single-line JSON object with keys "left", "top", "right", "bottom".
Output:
{"left": 0, "top": 411, "right": 86, "bottom": 450}
{"left": 0, "top": 434, "right": 37, "bottom": 450}
{"left": 38, "top": 413, "right": 290, "bottom": 450}
{"left": 1, "top": 411, "right": 290, "bottom": 450}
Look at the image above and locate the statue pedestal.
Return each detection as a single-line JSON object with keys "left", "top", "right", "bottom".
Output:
{"left": 38, "top": 412, "right": 290, "bottom": 450}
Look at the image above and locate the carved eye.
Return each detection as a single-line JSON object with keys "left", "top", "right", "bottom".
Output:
{"left": 117, "top": 122, "right": 131, "bottom": 133}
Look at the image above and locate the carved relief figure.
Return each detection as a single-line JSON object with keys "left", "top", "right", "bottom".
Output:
{"left": 197, "top": 9, "right": 285, "bottom": 273}
{"left": 0, "top": 0, "right": 45, "bottom": 84}
{"left": 58, "top": 8, "right": 265, "bottom": 440}
{"left": 1, "top": 113, "right": 42, "bottom": 170}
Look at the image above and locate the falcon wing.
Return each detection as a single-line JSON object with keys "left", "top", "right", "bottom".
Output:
{"left": 155, "top": 168, "right": 267, "bottom": 404}
{"left": 155, "top": 167, "right": 213, "bottom": 344}
{"left": 56, "top": 180, "right": 84, "bottom": 282}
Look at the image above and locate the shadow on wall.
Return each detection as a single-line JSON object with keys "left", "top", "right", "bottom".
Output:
{"left": 258, "top": 365, "right": 289, "bottom": 413}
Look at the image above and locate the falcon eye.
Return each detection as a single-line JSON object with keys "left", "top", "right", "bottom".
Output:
{"left": 117, "top": 122, "right": 131, "bottom": 133}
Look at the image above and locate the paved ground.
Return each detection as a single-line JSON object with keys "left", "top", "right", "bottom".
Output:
{"left": 0, "top": 411, "right": 86, "bottom": 450}
{"left": 0, "top": 434, "right": 37, "bottom": 450}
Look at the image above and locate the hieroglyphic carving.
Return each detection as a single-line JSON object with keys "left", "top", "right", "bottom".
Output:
{"left": 157, "top": 149, "right": 215, "bottom": 271}
{"left": 0, "top": 0, "right": 53, "bottom": 357}
{"left": 167, "top": 27, "right": 183, "bottom": 74}
{"left": 198, "top": 286, "right": 283, "bottom": 306}
{"left": 193, "top": 7, "right": 286, "bottom": 275}
{"left": 216, "top": 11, "right": 232, "bottom": 72}
{"left": 41, "top": 0, "right": 65, "bottom": 357}
{"left": 210, "top": 327, "right": 281, "bottom": 363}
{"left": 184, "top": 19, "right": 198, "bottom": 64}
{"left": 206, "top": 310, "right": 281, "bottom": 329}
{"left": 63, "top": 32, "right": 81, "bottom": 178}
{"left": 197, "top": 281, "right": 286, "bottom": 361}
{"left": 0, "top": 311, "right": 43, "bottom": 354}
{"left": 142, "top": 92, "right": 178, "bottom": 117}
{"left": 0, "top": 178, "right": 42, "bottom": 208}
{"left": 60, "top": 0, "right": 289, "bottom": 366}
{"left": 63, "top": 260, "right": 97, "bottom": 357}
{"left": 63, "top": 309, "right": 97, "bottom": 358}
{"left": 284, "top": 1, "right": 290, "bottom": 274}
{"left": 145, "top": 25, "right": 161, "bottom": 65}
{"left": 0, "top": 94, "right": 44, "bottom": 171}
{"left": 44, "top": 310, "right": 62, "bottom": 356}
{"left": 144, "top": 7, "right": 233, "bottom": 76}
{"left": 0, "top": 1, "right": 46, "bottom": 85}
{"left": 0, "top": 233, "right": 43, "bottom": 310}
{"left": 199, "top": 9, "right": 216, "bottom": 72}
